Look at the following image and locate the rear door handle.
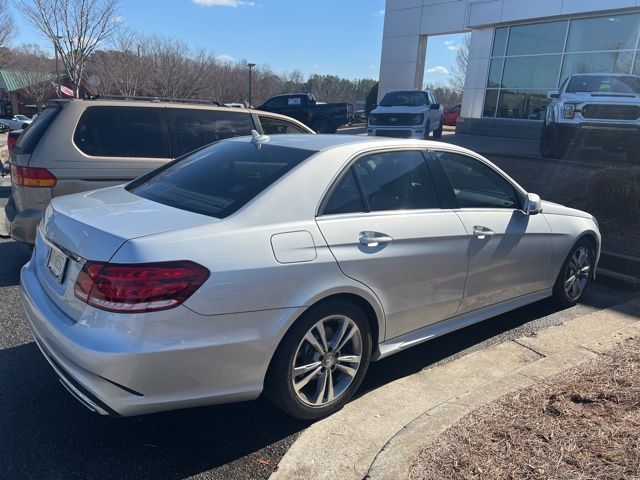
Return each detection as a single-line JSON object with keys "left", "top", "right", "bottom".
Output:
{"left": 359, "top": 232, "right": 393, "bottom": 247}
{"left": 472, "top": 226, "right": 495, "bottom": 240}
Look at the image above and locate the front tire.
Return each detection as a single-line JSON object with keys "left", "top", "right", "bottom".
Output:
{"left": 264, "top": 300, "right": 372, "bottom": 420}
{"left": 552, "top": 239, "right": 595, "bottom": 308}
{"left": 540, "top": 123, "right": 569, "bottom": 159}
{"left": 433, "top": 121, "right": 443, "bottom": 139}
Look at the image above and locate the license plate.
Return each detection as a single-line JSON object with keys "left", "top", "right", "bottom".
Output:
{"left": 47, "top": 245, "right": 68, "bottom": 283}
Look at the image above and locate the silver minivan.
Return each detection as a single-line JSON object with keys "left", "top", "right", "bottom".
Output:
{"left": 2, "top": 98, "right": 313, "bottom": 243}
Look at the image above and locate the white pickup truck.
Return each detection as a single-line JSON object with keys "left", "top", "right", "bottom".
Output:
{"left": 367, "top": 90, "right": 444, "bottom": 140}
{"left": 540, "top": 73, "right": 640, "bottom": 161}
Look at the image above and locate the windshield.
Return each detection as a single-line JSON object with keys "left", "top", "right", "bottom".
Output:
{"left": 566, "top": 75, "right": 640, "bottom": 94}
{"left": 380, "top": 91, "right": 429, "bottom": 107}
{"left": 128, "top": 141, "right": 315, "bottom": 219}
{"left": 14, "top": 115, "right": 28, "bottom": 121}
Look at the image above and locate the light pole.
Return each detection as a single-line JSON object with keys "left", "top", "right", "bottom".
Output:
{"left": 247, "top": 63, "right": 256, "bottom": 107}
{"left": 53, "top": 35, "right": 62, "bottom": 98}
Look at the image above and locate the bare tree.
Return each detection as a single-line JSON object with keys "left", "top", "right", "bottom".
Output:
{"left": 88, "top": 28, "right": 150, "bottom": 96}
{"left": 18, "top": 0, "right": 120, "bottom": 97}
{"left": 144, "top": 36, "right": 214, "bottom": 100}
{"left": 449, "top": 33, "right": 471, "bottom": 94}
{"left": 0, "top": 0, "right": 16, "bottom": 68}
{"left": 10, "top": 44, "right": 55, "bottom": 111}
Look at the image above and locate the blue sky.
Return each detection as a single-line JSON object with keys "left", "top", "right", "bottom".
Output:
{"left": 9, "top": 0, "right": 462, "bottom": 84}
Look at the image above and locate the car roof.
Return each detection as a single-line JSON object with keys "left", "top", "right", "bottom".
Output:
{"left": 569, "top": 72, "right": 640, "bottom": 78}
{"left": 226, "top": 133, "right": 452, "bottom": 152}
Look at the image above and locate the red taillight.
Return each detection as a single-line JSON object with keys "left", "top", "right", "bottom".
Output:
{"left": 7, "top": 134, "right": 16, "bottom": 152}
{"left": 10, "top": 163, "right": 57, "bottom": 188}
{"left": 74, "top": 261, "right": 210, "bottom": 313}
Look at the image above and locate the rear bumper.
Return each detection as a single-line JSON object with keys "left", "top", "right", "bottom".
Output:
{"left": 20, "top": 257, "right": 301, "bottom": 416}
{"left": 4, "top": 196, "right": 42, "bottom": 244}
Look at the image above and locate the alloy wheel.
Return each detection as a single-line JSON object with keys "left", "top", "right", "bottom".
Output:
{"left": 564, "top": 246, "right": 592, "bottom": 301}
{"left": 292, "top": 315, "right": 362, "bottom": 407}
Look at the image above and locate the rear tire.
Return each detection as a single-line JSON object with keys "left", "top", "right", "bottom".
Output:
{"left": 540, "top": 123, "right": 569, "bottom": 159}
{"left": 264, "top": 300, "right": 372, "bottom": 420}
{"left": 552, "top": 239, "right": 595, "bottom": 308}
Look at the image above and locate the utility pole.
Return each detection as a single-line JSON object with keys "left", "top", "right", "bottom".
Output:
{"left": 247, "top": 63, "right": 256, "bottom": 107}
{"left": 54, "top": 35, "right": 62, "bottom": 98}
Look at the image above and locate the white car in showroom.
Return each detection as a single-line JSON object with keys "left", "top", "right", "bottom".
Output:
{"left": 540, "top": 73, "right": 640, "bottom": 161}
{"left": 22, "top": 133, "right": 599, "bottom": 420}
{"left": 368, "top": 90, "right": 444, "bottom": 139}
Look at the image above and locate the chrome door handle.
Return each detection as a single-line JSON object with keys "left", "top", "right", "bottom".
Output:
{"left": 472, "top": 226, "right": 495, "bottom": 240}
{"left": 359, "top": 232, "right": 393, "bottom": 247}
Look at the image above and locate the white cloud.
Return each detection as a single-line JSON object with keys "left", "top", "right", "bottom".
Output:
{"left": 193, "top": 0, "right": 255, "bottom": 7}
{"left": 217, "top": 54, "right": 235, "bottom": 63}
{"left": 373, "top": 9, "right": 385, "bottom": 16}
{"left": 444, "top": 40, "right": 455, "bottom": 45}
{"left": 426, "top": 66, "right": 449, "bottom": 74}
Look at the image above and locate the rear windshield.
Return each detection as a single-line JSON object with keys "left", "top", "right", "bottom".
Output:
{"left": 566, "top": 75, "right": 640, "bottom": 94}
{"left": 128, "top": 141, "right": 315, "bottom": 218}
{"left": 14, "top": 106, "right": 61, "bottom": 154}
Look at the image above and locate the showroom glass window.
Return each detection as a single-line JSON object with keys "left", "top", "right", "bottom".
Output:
{"left": 484, "top": 12, "right": 640, "bottom": 120}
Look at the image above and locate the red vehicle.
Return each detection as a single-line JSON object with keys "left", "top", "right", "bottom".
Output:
{"left": 443, "top": 104, "right": 461, "bottom": 126}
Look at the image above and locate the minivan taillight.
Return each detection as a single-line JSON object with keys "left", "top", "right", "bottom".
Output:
{"left": 74, "top": 261, "right": 210, "bottom": 313}
{"left": 10, "top": 163, "right": 57, "bottom": 187}
{"left": 7, "top": 134, "right": 16, "bottom": 152}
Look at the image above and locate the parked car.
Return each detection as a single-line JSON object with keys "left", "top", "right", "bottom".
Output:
{"left": 367, "top": 90, "right": 444, "bottom": 139}
{"left": 21, "top": 133, "right": 600, "bottom": 420}
{"left": 540, "top": 73, "right": 640, "bottom": 161}
{"left": 258, "top": 93, "right": 352, "bottom": 133}
{"left": 3, "top": 98, "right": 314, "bottom": 244}
{"left": 0, "top": 117, "right": 28, "bottom": 131}
{"left": 443, "top": 104, "right": 461, "bottom": 126}
{"left": 13, "top": 114, "right": 33, "bottom": 125}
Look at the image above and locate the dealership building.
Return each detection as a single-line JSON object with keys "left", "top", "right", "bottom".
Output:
{"left": 379, "top": 0, "right": 640, "bottom": 135}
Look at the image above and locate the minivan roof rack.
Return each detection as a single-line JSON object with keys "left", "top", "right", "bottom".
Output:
{"left": 84, "top": 95, "right": 225, "bottom": 107}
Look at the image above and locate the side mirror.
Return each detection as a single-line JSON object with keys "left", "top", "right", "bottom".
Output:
{"left": 524, "top": 193, "right": 542, "bottom": 215}
{"left": 547, "top": 91, "right": 560, "bottom": 100}
{"left": 430, "top": 103, "right": 441, "bottom": 110}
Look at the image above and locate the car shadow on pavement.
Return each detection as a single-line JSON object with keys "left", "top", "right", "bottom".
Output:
{"left": 0, "top": 341, "right": 310, "bottom": 480}
{"left": 0, "top": 241, "right": 31, "bottom": 287}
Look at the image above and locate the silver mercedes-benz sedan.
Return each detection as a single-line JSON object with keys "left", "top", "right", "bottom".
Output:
{"left": 21, "top": 133, "right": 600, "bottom": 420}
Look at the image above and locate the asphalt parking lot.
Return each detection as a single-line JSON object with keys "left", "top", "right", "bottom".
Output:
{"left": 0, "top": 171, "right": 636, "bottom": 480}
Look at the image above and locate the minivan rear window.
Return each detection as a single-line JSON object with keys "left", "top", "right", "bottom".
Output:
{"left": 74, "top": 106, "right": 170, "bottom": 158}
{"left": 14, "top": 106, "right": 61, "bottom": 155}
{"left": 128, "top": 141, "right": 315, "bottom": 218}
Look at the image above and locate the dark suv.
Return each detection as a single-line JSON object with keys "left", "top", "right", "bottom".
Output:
{"left": 2, "top": 98, "right": 313, "bottom": 244}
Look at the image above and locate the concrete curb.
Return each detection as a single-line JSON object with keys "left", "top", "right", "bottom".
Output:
{"left": 269, "top": 299, "right": 640, "bottom": 480}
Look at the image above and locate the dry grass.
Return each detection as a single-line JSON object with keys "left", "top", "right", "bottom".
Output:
{"left": 585, "top": 167, "right": 640, "bottom": 223}
{"left": 409, "top": 337, "right": 640, "bottom": 480}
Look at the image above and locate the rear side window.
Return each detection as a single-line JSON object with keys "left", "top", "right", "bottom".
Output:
{"left": 323, "top": 168, "right": 365, "bottom": 215}
{"left": 14, "top": 106, "right": 61, "bottom": 155}
{"left": 353, "top": 151, "right": 439, "bottom": 212}
{"left": 166, "top": 108, "right": 255, "bottom": 157}
{"left": 74, "top": 106, "right": 169, "bottom": 158}
{"left": 128, "top": 142, "right": 315, "bottom": 218}
{"left": 259, "top": 116, "right": 308, "bottom": 134}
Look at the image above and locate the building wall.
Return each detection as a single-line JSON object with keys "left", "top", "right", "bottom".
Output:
{"left": 380, "top": 0, "right": 640, "bottom": 118}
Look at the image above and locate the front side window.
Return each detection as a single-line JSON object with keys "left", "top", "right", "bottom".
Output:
{"left": 353, "top": 151, "right": 439, "bottom": 212}
{"left": 265, "top": 97, "right": 287, "bottom": 109}
{"left": 166, "top": 108, "right": 254, "bottom": 157}
{"left": 259, "top": 116, "right": 307, "bottom": 134}
{"left": 128, "top": 142, "right": 314, "bottom": 218}
{"left": 74, "top": 106, "right": 169, "bottom": 158}
{"left": 433, "top": 151, "right": 519, "bottom": 209}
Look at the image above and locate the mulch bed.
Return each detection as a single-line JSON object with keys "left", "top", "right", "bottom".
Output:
{"left": 409, "top": 337, "right": 640, "bottom": 480}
